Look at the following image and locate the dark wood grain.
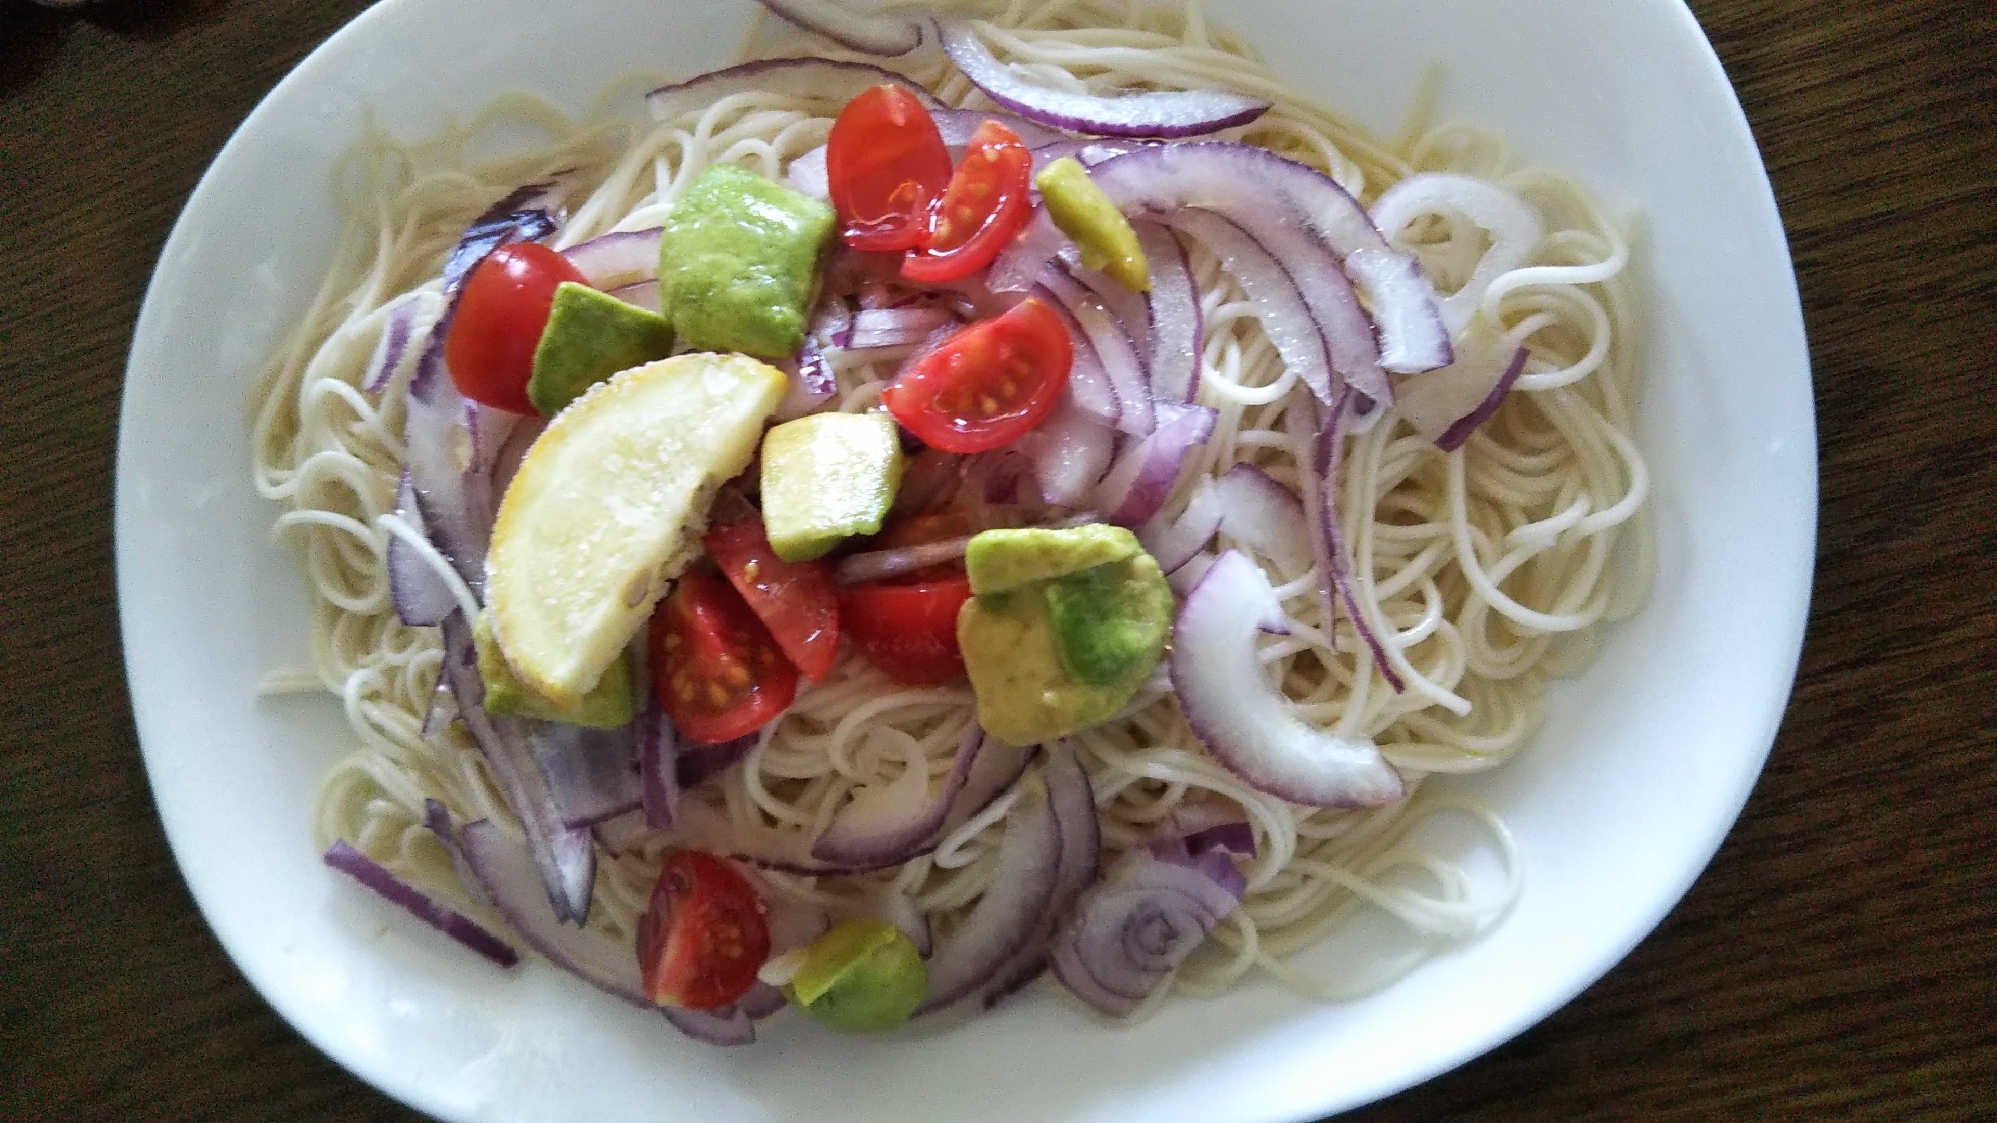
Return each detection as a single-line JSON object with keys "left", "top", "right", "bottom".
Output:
{"left": 2, "top": 1, "right": 1992, "bottom": 1120}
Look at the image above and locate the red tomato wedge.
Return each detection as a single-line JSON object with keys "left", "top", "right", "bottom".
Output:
{"left": 839, "top": 574, "right": 973, "bottom": 685}
{"left": 649, "top": 570, "right": 800, "bottom": 744}
{"left": 881, "top": 298, "right": 1072, "bottom": 453}
{"left": 444, "top": 242, "right": 586, "bottom": 414}
{"left": 704, "top": 521, "right": 840, "bottom": 684}
{"left": 901, "top": 120, "right": 1033, "bottom": 284}
{"left": 827, "top": 84, "right": 954, "bottom": 253}
{"left": 637, "top": 851, "right": 771, "bottom": 1010}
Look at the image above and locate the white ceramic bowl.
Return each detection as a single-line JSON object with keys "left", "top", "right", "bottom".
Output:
{"left": 116, "top": 1, "right": 1814, "bottom": 1120}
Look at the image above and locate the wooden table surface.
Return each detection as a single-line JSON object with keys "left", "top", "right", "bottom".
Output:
{"left": 3, "top": 1, "right": 1992, "bottom": 1120}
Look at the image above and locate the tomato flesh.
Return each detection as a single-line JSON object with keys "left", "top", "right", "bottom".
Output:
{"left": 839, "top": 574, "right": 973, "bottom": 685}
{"left": 637, "top": 851, "right": 770, "bottom": 1010}
{"left": 443, "top": 242, "right": 586, "bottom": 414}
{"left": 827, "top": 84, "right": 954, "bottom": 253}
{"left": 901, "top": 120, "right": 1033, "bottom": 284}
{"left": 704, "top": 521, "right": 841, "bottom": 684}
{"left": 881, "top": 298, "right": 1072, "bottom": 453}
{"left": 649, "top": 570, "right": 800, "bottom": 744}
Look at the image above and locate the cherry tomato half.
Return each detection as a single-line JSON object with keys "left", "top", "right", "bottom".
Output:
{"left": 636, "top": 851, "right": 771, "bottom": 1010}
{"left": 838, "top": 574, "right": 973, "bottom": 685}
{"left": 649, "top": 570, "right": 800, "bottom": 744}
{"left": 704, "top": 521, "right": 841, "bottom": 684}
{"left": 443, "top": 242, "right": 586, "bottom": 414}
{"left": 827, "top": 84, "right": 954, "bottom": 253}
{"left": 881, "top": 298, "right": 1072, "bottom": 453}
{"left": 901, "top": 120, "right": 1033, "bottom": 284}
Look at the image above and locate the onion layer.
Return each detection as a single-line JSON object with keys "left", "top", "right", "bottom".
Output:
{"left": 324, "top": 840, "right": 519, "bottom": 968}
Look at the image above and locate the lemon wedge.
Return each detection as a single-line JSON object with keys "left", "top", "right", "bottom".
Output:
{"left": 486, "top": 352, "right": 788, "bottom": 706}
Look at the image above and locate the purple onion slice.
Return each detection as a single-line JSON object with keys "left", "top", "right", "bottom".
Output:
{"left": 1050, "top": 846, "right": 1243, "bottom": 1016}
{"left": 387, "top": 469, "right": 457, "bottom": 627}
{"left": 1369, "top": 172, "right": 1543, "bottom": 339}
{"left": 937, "top": 19, "right": 1269, "bottom": 138}
{"left": 1136, "top": 224, "right": 1202, "bottom": 404}
{"left": 786, "top": 144, "right": 830, "bottom": 201}
{"left": 755, "top": 0, "right": 928, "bottom": 57}
{"left": 1135, "top": 478, "right": 1224, "bottom": 574}
{"left": 1212, "top": 463, "right": 1310, "bottom": 574}
{"left": 833, "top": 536, "right": 972, "bottom": 585}
{"left": 1163, "top": 209, "right": 1332, "bottom": 406}
{"left": 639, "top": 697, "right": 679, "bottom": 831}
{"left": 1094, "top": 401, "right": 1217, "bottom": 527}
{"left": 324, "top": 839, "right": 519, "bottom": 968}
{"left": 561, "top": 227, "right": 662, "bottom": 291}
{"left": 1036, "top": 292, "right": 1120, "bottom": 429}
{"left": 606, "top": 280, "right": 662, "bottom": 314}
{"left": 1287, "top": 398, "right": 1405, "bottom": 691}
{"left": 1040, "top": 266, "right": 1153, "bottom": 436}
{"left": 979, "top": 742, "right": 1100, "bottom": 1008}
{"left": 458, "top": 819, "right": 644, "bottom": 1005}
{"left": 844, "top": 305, "right": 959, "bottom": 350}
{"left": 811, "top": 724, "right": 985, "bottom": 867}
{"left": 646, "top": 57, "right": 940, "bottom": 124}
{"left": 533, "top": 719, "right": 643, "bottom": 830}
{"left": 773, "top": 340, "right": 838, "bottom": 421}
{"left": 1397, "top": 341, "right": 1531, "bottom": 451}
{"left": 1026, "top": 396, "right": 1117, "bottom": 509}
{"left": 1170, "top": 551, "right": 1404, "bottom": 808}
{"left": 439, "top": 613, "right": 596, "bottom": 923}
{"left": 360, "top": 290, "right": 443, "bottom": 394}
{"left": 933, "top": 106, "right": 1073, "bottom": 151}
{"left": 915, "top": 775, "right": 1063, "bottom": 1014}
{"left": 676, "top": 734, "right": 756, "bottom": 790}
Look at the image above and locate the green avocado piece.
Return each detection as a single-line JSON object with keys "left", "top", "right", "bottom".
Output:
{"left": 527, "top": 282, "right": 675, "bottom": 416}
{"left": 1035, "top": 156, "right": 1150, "bottom": 293}
{"left": 1044, "top": 557, "right": 1173, "bottom": 686}
{"left": 474, "top": 612, "right": 635, "bottom": 729}
{"left": 785, "top": 918, "right": 927, "bottom": 1033}
{"left": 965, "top": 524, "right": 1143, "bottom": 595}
{"left": 658, "top": 163, "right": 836, "bottom": 357}
{"left": 760, "top": 412, "right": 904, "bottom": 562}
{"left": 958, "top": 550, "right": 1173, "bottom": 746}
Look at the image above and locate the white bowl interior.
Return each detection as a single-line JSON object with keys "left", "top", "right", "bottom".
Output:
{"left": 116, "top": 1, "right": 1814, "bottom": 1120}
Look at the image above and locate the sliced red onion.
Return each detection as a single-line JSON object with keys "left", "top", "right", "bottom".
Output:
{"left": 1166, "top": 551, "right": 1215, "bottom": 597}
{"left": 1066, "top": 256, "right": 1153, "bottom": 370}
{"left": 677, "top": 735, "right": 757, "bottom": 790}
{"left": 488, "top": 413, "right": 542, "bottom": 499}
{"left": 1036, "top": 292, "right": 1120, "bottom": 429}
{"left": 1170, "top": 551, "right": 1404, "bottom": 807}
{"left": 1026, "top": 396, "right": 1117, "bottom": 509}
{"left": 785, "top": 144, "right": 830, "bottom": 202}
{"left": 937, "top": 19, "right": 1269, "bottom": 138}
{"left": 849, "top": 887, "right": 933, "bottom": 958}
{"left": 1370, "top": 172, "right": 1544, "bottom": 339}
{"left": 811, "top": 724, "right": 984, "bottom": 867}
{"left": 387, "top": 469, "right": 457, "bottom": 627}
{"left": 458, "top": 818, "right": 643, "bottom": 1004}
{"left": 941, "top": 738, "right": 1035, "bottom": 835}
{"left": 604, "top": 280, "right": 661, "bottom": 314}
{"left": 533, "top": 720, "right": 643, "bottom": 830}
{"left": 1212, "top": 464, "right": 1310, "bottom": 573}
{"left": 443, "top": 181, "right": 566, "bottom": 295}
{"left": 418, "top": 678, "right": 454, "bottom": 741}
{"left": 360, "top": 290, "right": 444, "bottom": 394}
{"left": 833, "top": 536, "right": 971, "bottom": 585}
{"left": 1029, "top": 137, "right": 1145, "bottom": 180}
{"left": 439, "top": 613, "right": 597, "bottom": 923}
{"left": 1135, "top": 478, "right": 1223, "bottom": 574}
{"left": 845, "top": 305, "right": 959, "bottom": 350}
{"left": 1137, "top": 224, "right": 1202, "bottom": 403}
{"left": 915, "top": 775, "right": 1063, "bottom": 1014}
{"left": 773, "top": 340, "right": 838, "bottom": 422}
{"left": 422, "top": 799, "right": 487, "bottom": 906}
{"left": 1179, "top": 820, "right": 1257, "bottom": 860}
{"left": 755, "top": 0, "right": 927, "bottom": 57}
{"left": 1040, "top": 266, "right": 1152, "bottom": 436}
{"left": 1288, "top": 399, "right": 1405, "bottom": 691}
{"left": 933, "top": 106, "right": 1072, "bottom": 152}
{"left": 1342, "top": 248, "right": 1453, "bottom": 375}
{"left": 1084, "top": 143, "right": 1452, "bottom": 395}
{"left": 1397, "top": 340, "right": 1530, "bottom": 451}
{"left": 324, "top": 839, "right": 519, "bottom": 968}
{"left": 979, "top": 741, "right": 1100, "bottom": 1008}
{"left": 561, "top": 227, "right": 662, "bottom": 292}
{"left": 990, "top": 211, "right": 1070, "bottom": 295}
{"left": 1162, "top": 209, "right": 1332, "bottom": 406}
{"left": 1094, "top": 401, "right": 1217, "bottom": 527}
{"left": 646, "top": 58, "right": 940, "bottom": 124}
{"left": 1050, "top": 844, "right": 1243, "bottom": 1017}
{"left": 639, "top": 698, "right": 678, "bottom": 831}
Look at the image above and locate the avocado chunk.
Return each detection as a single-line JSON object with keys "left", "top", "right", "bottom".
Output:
{"left": 473, "top": 612, "right": 635, "bottom": 729}
{"left": 958, "top": 527, "right": 1174, "bottom": 746}
{"left": 760, "top": 412, "right": 904, "bottom": 562}
{"left": 785, "top": 918, "right": 927, "bottom": 1033}
{"left": 1043, "top": 561, "right": 1173, "bottom": 686}
{"left": 527, "top": 282, "right": 675, "bottom": 416}
{"left": 658, "top": 163, "right": 836, "bottom": 357}
{"left": 1035, "top": 156, "right": 1150, "bottom": 293}
{"left": 965, "top": 524, "right": 1143, "bottom": 594}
